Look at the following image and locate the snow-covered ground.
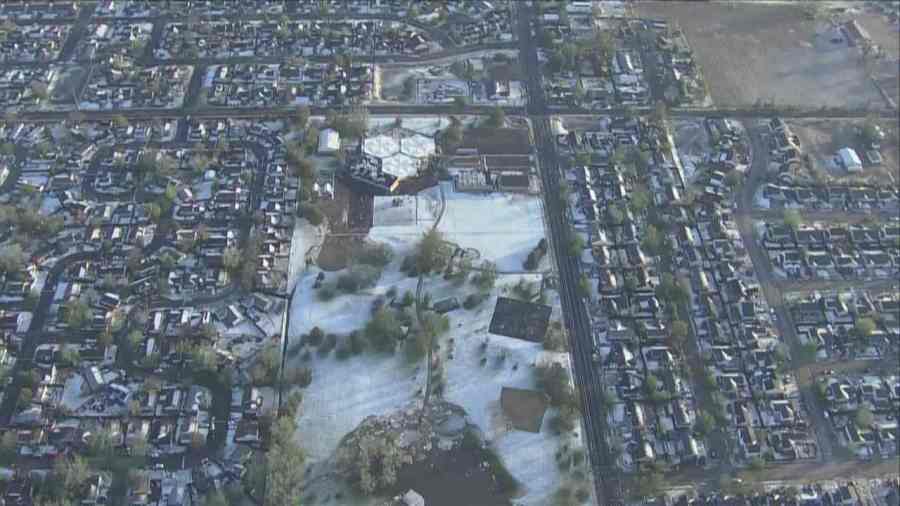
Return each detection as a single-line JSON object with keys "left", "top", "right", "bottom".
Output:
{"left": 442, "top": 286, "right": 575, "bottom": 506}
{"left": 287, "top": 217, "right": 325, "bottom": 292}
{"left": 285, "top": 180, "right": 585, "bottom": 504}
{"left": 369, "top": 183, "right": 546, "bottom": 272}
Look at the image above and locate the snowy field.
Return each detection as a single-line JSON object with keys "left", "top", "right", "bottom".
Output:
{"left": 287, "top": 261, "right": 422, "bottom": 462}
{"left": 289, "top": 267, "right": 576, "bottom": 504}
{"left": 442, "top": 292, "right": 576, "bottom": 506}
{"left": 369, "top": 183, "right": 547, "bottom": 272}
{"left": 285, "top": 180, "right": 587, "bottom": 504}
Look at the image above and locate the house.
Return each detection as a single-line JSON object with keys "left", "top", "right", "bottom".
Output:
{"left": 837, "top": 147, "right": 863, "bottom": 173}
{"left": 399, "top": 490, "right": 426, "bottom": 506}
{"left": 317, "top": 128, "right": 340, "bottom": 154}
{"left": 81, "top": 366, "right": 106, "bottom": 393}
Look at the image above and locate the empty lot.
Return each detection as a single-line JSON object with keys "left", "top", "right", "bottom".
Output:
{"left": 637, "top": 2, "right": 891, "bottom": 108}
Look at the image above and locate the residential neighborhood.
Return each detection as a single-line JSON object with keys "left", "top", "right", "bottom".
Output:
{"left": 0, "top": 1, "right": 896, "bottom": 506}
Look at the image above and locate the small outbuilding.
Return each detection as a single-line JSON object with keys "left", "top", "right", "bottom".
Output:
{"left": 318, "top": 128, "right": 341, "bottom": 155}
{"left": 837, "top": 147, "right": 862, "bottom": 172}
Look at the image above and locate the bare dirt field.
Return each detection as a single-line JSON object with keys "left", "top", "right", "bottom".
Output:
{"left": 636, "top": 2, "right": 889, "bottom": 108}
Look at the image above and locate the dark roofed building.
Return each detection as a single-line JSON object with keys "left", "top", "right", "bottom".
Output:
{"left": 456, "top": 128, "right": 531, "bottom": 156}
{"left": 489, "top": 297, "right": 552, "bottom": 342}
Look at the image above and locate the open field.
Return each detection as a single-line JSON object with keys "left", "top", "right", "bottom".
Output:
{"left": 637, "top": 2, "right": 892, "bottom": 108}
{"left": 285, "top": 181, "right": 588, "bottom": 505}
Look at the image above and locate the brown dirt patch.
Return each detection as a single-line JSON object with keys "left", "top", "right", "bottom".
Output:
{"left": 500, "top": 387, "right": 549, "bottom": 433}
{"left": 636, "top": 1, "right": 887, "bottom": 108}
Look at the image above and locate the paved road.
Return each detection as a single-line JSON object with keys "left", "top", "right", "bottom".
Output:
{"left": 0, "top": 42, "right": 520, "bottom": 69}
{"left": 0, "top": 251, "right": 93, "bottom": 425}
{"left": 516, "top": 3, "right": 624, "bottom": 505}
{"left": 10, "top": 104, "right": 898, "bottom": 124}
{"left": 734, "top": 122, "right": 837, "bottom": 463}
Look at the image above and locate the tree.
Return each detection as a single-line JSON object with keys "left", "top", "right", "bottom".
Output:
{"left": 87, "top": 427, "right": 118, "bottom": 468}
{"left": 264, "top": 417, "right": 305, "bottom": 505}
{"left": 595, "top": 30, "right": 616, "bottom": 64}
{"left": 694, "top": 410, "right": 715, "bottom": 436}
{"left": 30, "top": 81, "right": 49, "bottom": 100}
{"left": 0, "top": 431, "right": 17, "bottom": 466}
{"left": 365, "top": 307, "right": 402, "bottom": 352}
{"left": 536, "top": 362, "right": 575, "bottom": 408}
{"left": 853, "top": 317, "right": 876, "bottom": 339}
{"left": 64, "top": 298, "right": 92, "bottom": 330}
{"left": 855, "top": 407, "right": 874, "bottom": 428}
{"left": 0, "top": 142, "right": 15, "bottom": 157}
{"left": 629, "top": 189, "right": 651, "bottom": 215}
{"left": 578, "top": 274, "right": 591, "bottom": 298}
{"left": 472, "top": 260, "right": 497, "bottom": 291}
{"left": 607, "top": 204, "right": 624, "bottom": 225}
{"left": 670, "top": 320, "right": 689, "bottom": 344}
{"left": 440, "top": 121, "right": 463, "bottom": 153}
{"left": 292, "top": 156, "right": 316, "bottom": 182}
{"left": 450, "top": 60, "right": 472, "bottom": 79}
{"left": 54, "top": 455, "right": 91, "bottom": 499}
{"left": 338, "top": 430, "right": 404, "bottom": 494}
{"left": 303, "top": 125, "right": 321, "bottom": 156}
{"left": 0, "top": 243, "right": 27, "bottom": 275}
{"left": 452, "top": 95, "right": 468, "bottom": 112}
{"left": 327, "top": 106, "right": 368, "bottom": 139}
{"left": 222, "top": 247, "right": 242, "bottom": 272}
{"left": 486, "top": 106, "right": 506, "bottom": 128}
{"left": 415, "top": 229, "right": 448, "bottom": 274}
{"left": 127, "top": 329, "right": 144, "bottom": 347}
{"left": 298, "top": 203, "right": 324, "bottom": 226}
{"left": 573, "top": 151, "right": 591, "bottom": 167}
{"left": 292, "top": 105, "right": 310, "bottom": 130}
{"left": 406, "top": 311, "right": 448, "bottom": 361}
{"left": 657, "top": 273, "right": 689, "bottom": 308}
{"left": 543, "top": 321, "right": 567, "bottom": 351}
{"left": 782, "top": 208, "right": 802, "bottom": 230}
{"left": 641, "top": 224, "right": 664, "bottom": 256}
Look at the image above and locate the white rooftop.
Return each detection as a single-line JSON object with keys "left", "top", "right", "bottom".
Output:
{"left": 364, "top": 134, "right": 399, "bottom": 158}
{"left": 838, "top": 147, "right": 862, "bottom": 168}
{"left": 400, "top": 133, "right": 435, "bottom": 158}
{"left": 381, "top": 153, "right": 419, "bottom": 180}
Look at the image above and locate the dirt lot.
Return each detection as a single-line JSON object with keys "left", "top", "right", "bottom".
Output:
{"left": 636, "top": 2, "right": 890, "bottom": 108}
{"left": 315, "top": 180, "right": 369, "bottom": 271}
{"left": 789, "top": 118, "right": 899, "bottom": 184}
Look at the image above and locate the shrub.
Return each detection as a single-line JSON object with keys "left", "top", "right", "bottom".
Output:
{"left": 308, "top": 327, "right": 325, "bottom": 347}
{"left": 318, "top": 284, "right": 337, "bottom": 301}
{"left": 463, "top": 292, "right": 489, "bottom": 310}
{"left": 348, "top": 330, "right": 365, "bottom": 354}
{"left": 365, "top": 308, "right": 403, "bottom": 352}
{"left": 400, "top": 255, "right": 418, "bottom": 276}
{"left": 354, "top": 242, "right": 394, "bottom": 268}
{"left": 523, "top": 238, "right": 548, "bottom": 270}
{"left": 337, "top": 265, "right": 382, "bottom": 293}
{"left": 319, "top": 333, "right": 338, "bottom": 355}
